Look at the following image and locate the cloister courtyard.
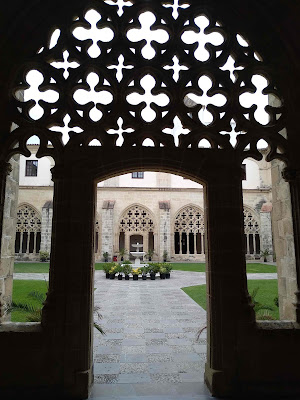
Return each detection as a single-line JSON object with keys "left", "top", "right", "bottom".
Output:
{"left": 12, "top": 262, "right": 278, "bottom": 399}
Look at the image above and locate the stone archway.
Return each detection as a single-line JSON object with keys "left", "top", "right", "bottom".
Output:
{"left": 1, "top": 1, "right": 300, "bottom": 399}
{"left": 118, "top": 204, "right": 155, "bottom": 257}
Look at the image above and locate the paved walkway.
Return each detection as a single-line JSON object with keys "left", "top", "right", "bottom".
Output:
{"left": 92, "top": 271, "right": 208, "bottom": 399}
{"left": 12, "top": 270, "right": 278, "bottom": 399}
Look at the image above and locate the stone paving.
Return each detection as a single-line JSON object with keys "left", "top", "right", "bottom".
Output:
{"left": 12, "top": 270, "right": 278, "bottom": 399}
{"left": 92, "top": 270, "right": 209, "bottom": 398}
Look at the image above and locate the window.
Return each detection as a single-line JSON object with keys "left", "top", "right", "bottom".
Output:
{"left": 25, "top": 160, "right": 38, "bottom": 176}
{"left": 132, "top": 172, "right": 144, "bottom": 179}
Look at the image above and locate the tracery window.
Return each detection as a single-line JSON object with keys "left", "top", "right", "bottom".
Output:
{"left": 174, "top": 205, "right": 204, "bottom": 255}
{"left": 119, "top": 205, "right": 154, "bottom": 233}
{"left": 243, "top": 206, "right": 260, "bottom": 255}
{"left": 15, "top": 204, "right": 41, "bottom": 255}
{"left": 7, "top": 0, "right": 286, "bottom": 164}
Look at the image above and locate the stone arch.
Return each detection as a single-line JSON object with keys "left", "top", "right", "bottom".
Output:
{"left": 173, "top": 204, "right": 205, "bottom": 257}
{"left": 243, "top": 205, "right": 261, "bottom": 257}
{"left": 0, "top": 2, "right": 299, "bottom": 399}
{"left": 15, "top": 203, "right": 42, "bottom": 258}
{"left": 118, "top": 203, "right": 155, "bottom": 256}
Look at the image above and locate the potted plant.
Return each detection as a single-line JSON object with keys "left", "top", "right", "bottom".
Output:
{"left": 118, "top": 248, "right": 128, "bottom": 261}
{"left": 159, "top": 266, "right": 167, "bottom": 279}
{"left": 116, "top": 264, "right": 124, "bottom": 280}
{"left": 146, "top": 248, "right": 156, "bottom": 261}
{"left": 122, "top": 262, "right": 132, "bottom": 280}
{"left": 162, "top": 250, "right": 168, "bottom": 262}
{"left": 103, "top": 251, "right": 109, "bottom": 262}
{"left": 163, "top": 263, "right": 172, "bottom": 279}
{"left": 132, "top": 268, "right": 140, "bottom": 280}
{"left": 261, "top": 249, "right": 270, "bottom": 262}
{"left": 148, "top": 263, "right": 160, "bottom": 280}
{"left": 140, "top": 265, "right": 148, "bottom": 280}
{"left": 103, "top": 262, "right": 112, "bottom": 279}
{"left": 109, "top": 264, "right": 117, "bottom": 279}
{"left": 39, "top": 250, "right": 49, "bottom": 262}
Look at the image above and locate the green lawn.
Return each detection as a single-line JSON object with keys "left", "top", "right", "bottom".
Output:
{"left": 14, "top": 262, "right": 50, "bottom": 273}
{"left": 14, "top": 262, "right": 276, "bottom": 273}
{"left": 182, "top": 279, "right": 279, "bottom": 320}
{"left": 11, "top": 280, "right": 48, "bottom": 322}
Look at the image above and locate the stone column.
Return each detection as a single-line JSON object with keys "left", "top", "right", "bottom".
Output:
{"left": 41, "top": 201, "right": 53, "bottom": 254}
{"left": 159, "top": 201, "right": 171, "bottom": 260}
{"left": 204, "top": 161, "right": 255, "bottom": 396}
{"left": 259, "top": 203, "right": 273, "bottom": 258}
{"left": 101, "top": 200, "right": 115, "bottom": 261}
{"left": 280, "top": 167, "right": 300, "bottom": 322}
{"left": 41, "top": 164, "right": 96, "bottom": 399}
{"left": 0, "top": 157, "right": 19, "bottom": 322}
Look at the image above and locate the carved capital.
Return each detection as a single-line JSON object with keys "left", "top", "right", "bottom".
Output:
{"left": 0, "top": 162, "right": 12, "bottom": 178}
{"left": 50, "top": 165, "right": 65, "bottom": 182}
{"left": 282, "top": 168, "right": 300, "bottom": 182}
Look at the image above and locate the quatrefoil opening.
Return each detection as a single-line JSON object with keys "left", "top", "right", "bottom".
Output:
{"left": 72, "top": 9, "right": 114, "bottom": 58}
{"left": 181, "top": 15, "right": 224, "bottom": 62}
{"left": 185, "top": 75, "right": 227, "bottom": 125}
{"left": 126, "top": 74, "right": 170, "bottom": 123}
{"left": 239, "top": 75, "right": 282, "bottom": 126}
{"left": 127, "top": 11, "right": 169, "bottom": 60}
{"left": 73, "top": 72, "right": 113, "bottom": 122}
{"left": 15, "top": 70, "right": 59, "bottom": 121}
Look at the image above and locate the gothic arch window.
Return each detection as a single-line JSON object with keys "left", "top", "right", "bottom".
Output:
{"left": 15, "top": 204, "right": 41, "bottom": 255}
{"left": 119, "top": 204, "right": 155, "bottom": 233}
{"left": 118, "top": 204, "right": 155, "bottom": 253}
{"left": 243, "top": 206, "right": 260, "bottom": 256}
{"left": 174, "top": 205, "right": 204, "bottom": 255}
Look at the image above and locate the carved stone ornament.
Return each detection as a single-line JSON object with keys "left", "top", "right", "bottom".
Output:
{"left": 119, "top": 204, "right": 154, "bottom": 233}
{"left": 5, "top": 0, "right": 287, "bottom": 166}
{"left": 16, "top": 204, "right": 41, "bottom": 233}
{"left": 174, "top": 205, "right": 204, "bottom": 234}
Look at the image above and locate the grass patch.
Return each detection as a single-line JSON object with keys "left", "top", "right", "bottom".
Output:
{"left": 14, "top": 262, "right": 50, "bottom": 273}
{"left": 171, "top": 263, "right": 206, "bottom": 272}
{"left": 182, "top": 279, "right": 279, "bottom": 320}
{"left": 13, "top": 262, "right": 276, "bottom": 274}
{"left": 246, "top": 263, "right": 277, "bottom": 273}
{"left": 11, "top": 280, "right": 48, "bottom": 322}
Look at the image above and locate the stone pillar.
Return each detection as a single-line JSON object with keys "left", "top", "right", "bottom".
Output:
{"left": 204, "top": 161, "right": 255, "bottom": 396}
{"left": 41, "top": 164, "right": 96, "bottom": 399}
{"left": 101, "top": 200, "right": 115, "bottom": 261}
{"left": 0, "top": 157, "right": 19, "bottom": 322}
{"left": 41, "top": 201, "right": 53, "bottom": 254}
{"left": 159, "top": 201, "right": 171, "bottom": 260}
{"left": 260, "top": 202, "right": 273, "bottom": 259}
{"left": 279, "top": 167, "right": 300, "bottom": 321}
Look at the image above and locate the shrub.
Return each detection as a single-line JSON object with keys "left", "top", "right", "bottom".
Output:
{"left": 39, "top": 251, "right": 49, "bottom": 262}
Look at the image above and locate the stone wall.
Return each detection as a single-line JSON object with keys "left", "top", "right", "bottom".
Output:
{"left": 0, "top": 156, "right": 19, "bottom": 322}
{"left": 41, "top": 201, "right": 53, "bottom": 254}
{"left": 159, "top": 201, "right": 171, "bottom": 260}
{"left": 271, "top": 159, "right": 297, "bottom": 320}
{"left": 101, "top": 200, "right": 115, "bottom": 261}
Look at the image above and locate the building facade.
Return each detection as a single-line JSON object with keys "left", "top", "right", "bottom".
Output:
{"left": 16, "top": 145, "right": 273, "bottom": 262}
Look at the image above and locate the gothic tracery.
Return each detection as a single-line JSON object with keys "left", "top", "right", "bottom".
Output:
{"left": 6, "top": 0, "right": 286, "bottom": 164}
{"left": 119, "top": 204, "right": 154, "bottom": 232}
